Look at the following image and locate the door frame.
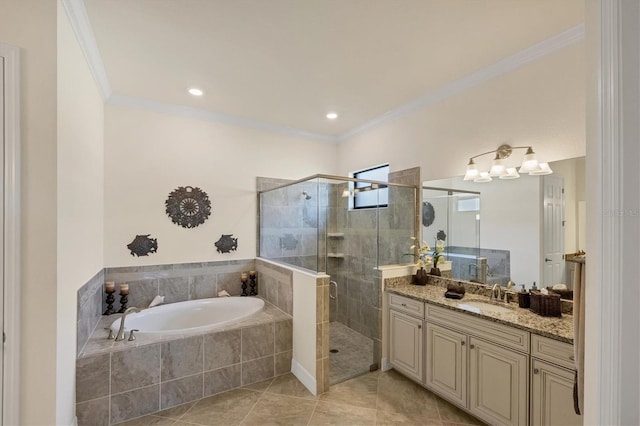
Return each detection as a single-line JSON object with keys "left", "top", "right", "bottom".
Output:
{"left": 0, "top": 42, "right": 21, "bottom": 426}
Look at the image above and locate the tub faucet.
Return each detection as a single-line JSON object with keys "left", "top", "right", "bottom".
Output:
{"left": 115, "top": 307, "right": 140, "bottom": 341}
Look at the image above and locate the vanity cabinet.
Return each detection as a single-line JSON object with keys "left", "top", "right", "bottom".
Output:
{"left": 425, "top": 304, "right": 529, "bottom": 426}
{"left": 530, "top": 335, "right": 582, "bottom": 426}
{"left": 425, "top": 322, "right": 467, "bottom": 407}
{"left": 468, "top": 336, "right": 529, "bottom": 426}
{"left": 387, "top": 292, "right": 580, "bottom": 426}
{"left": 389, "top": 295, "right": 424, "bottom": 382}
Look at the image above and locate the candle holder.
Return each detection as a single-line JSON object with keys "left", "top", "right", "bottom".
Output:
{"left": 117, "top": 292, "right": 129, "bottom": 313}
{"left": 241, "top": 273, "right": 248, "bottom": 297}
{"left": 104, "top": 289, "right": 116, "bottom": 315}
{"left": 249, "top": 271, "right": 257, "bottom": 296}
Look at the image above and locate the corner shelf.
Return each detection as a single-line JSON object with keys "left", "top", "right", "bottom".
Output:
{"left": 327, "top": 253, "right": 345, "bottom": 258}
{"left": 327, "top": 232, "right": 345, "bottom": 238}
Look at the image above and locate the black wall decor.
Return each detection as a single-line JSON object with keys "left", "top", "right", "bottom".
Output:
{"left": 422, "top": 201, "right": 435, "bottom": 227}
{"left": 215, "top": 234, "right": 238, "bottom": 254}
{"left": 127, "top": 234, "right": 158, "bottom": 257}
{"left": 165, "top": 186, "right": 211, "bottom": 228}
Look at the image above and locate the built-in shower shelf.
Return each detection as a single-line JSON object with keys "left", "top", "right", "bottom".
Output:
{"left": 327, "top": 253, "right": 345, "bottom": 258}
{"left": 327, "top": 233, "right": 345, "bottom": 238}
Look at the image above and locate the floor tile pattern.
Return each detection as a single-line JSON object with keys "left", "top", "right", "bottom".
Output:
{"left": 113, "top": 370, "right": 486, "bottom": 426}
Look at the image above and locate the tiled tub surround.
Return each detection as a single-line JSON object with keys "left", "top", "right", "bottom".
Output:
{"left": 385, "top": 275, "right": 574, "bottom": 343}
{"left": 76, "top": 259, "right": 258, "bottom": 356}
{"left": 77, "top": 269, "right": 105, "bottom": 356}
{"left": 76, "top": 298, "right": 292, "bottom": 426}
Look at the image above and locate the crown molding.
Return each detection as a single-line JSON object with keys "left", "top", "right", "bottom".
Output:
{"left": 61, "top": 0, "right": 112, "bottom": 100}
{"left": 62, "top": 0, "right": 584, "bottom": 145}
{"left": 337, "top": 23, "right": 585, "bottom": 142}
{"left": 107, "top": 94, "right": 337, "bottom": 143}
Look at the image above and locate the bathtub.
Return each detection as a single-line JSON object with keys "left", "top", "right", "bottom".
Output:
{"left": 110, "top": 296, "right": 265, "bottom": 336}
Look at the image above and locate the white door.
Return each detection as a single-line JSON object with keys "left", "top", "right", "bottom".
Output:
{"left": 0, "top": 55, "right": 5, "bottom": 424}
{"left": 542, "top": 176, "right": 565, "bottom": 287}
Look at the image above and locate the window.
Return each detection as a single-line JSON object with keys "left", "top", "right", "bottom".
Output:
{"left": 353, "top": 164, "right": 389, "bottom": 209}
{"left": 457, "top": 197, "right": 480, "bottom": 212}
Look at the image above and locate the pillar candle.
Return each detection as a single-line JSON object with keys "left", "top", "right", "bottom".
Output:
{"left": 120, "top": 283, "right": 129, "bottom": 295}
{"left": 241, "top": 272, "right": 248, "bottom": 282}
{"left": 105, "top": 281, "right": 115, "bottom": 293}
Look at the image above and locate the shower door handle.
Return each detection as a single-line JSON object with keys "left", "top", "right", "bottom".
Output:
{"left": 329, "top": 281, "right": 338, "bottom": 300}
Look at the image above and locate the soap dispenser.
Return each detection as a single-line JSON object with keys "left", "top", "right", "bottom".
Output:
{"left": 518, "top": 284, "right": 531, "bottom": 308}
{"left": 531, "top": 281, "right": 538, "bottom": 291}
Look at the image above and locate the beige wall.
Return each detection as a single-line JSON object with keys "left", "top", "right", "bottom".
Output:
{"left": 337, "top": 42, "right": 586, "bottom": 179}
{"left": 103, "top": 104, "right": 337, "bottom": 266}
{"left": 57, "top": 3, "right": 105, "bottom": 425}
{"left": 0, "top": 0, "right": 58, "bottom": 424}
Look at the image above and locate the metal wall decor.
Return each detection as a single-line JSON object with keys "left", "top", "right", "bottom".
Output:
{"left": 165, "top": 186, "right": 211, "bottom": 228}
{"left": 215, "top": 234, "right": 238, "bottom": 254}
{"left": 279, "top": 233, "right": 299, "bottom": 251}
{"left": 127, "top": 234, "right": 158, "bottom": 257}
{"left": 422, "top": 201, "right": 435, "bottom": 227}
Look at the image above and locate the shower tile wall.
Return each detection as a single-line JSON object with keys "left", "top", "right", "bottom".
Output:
{"left": 258, "top": 177, "right": 329, "bottom": 272}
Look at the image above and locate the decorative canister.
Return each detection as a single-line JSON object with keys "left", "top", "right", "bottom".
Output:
{"left": 414, "top": 267, "right": 428, "bottom": 285}
{"left": 429, "top": 267, "right": 441, "bottom": 276}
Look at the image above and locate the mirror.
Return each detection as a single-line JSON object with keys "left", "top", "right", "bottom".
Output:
{"left": 424, "top": 157, "right": 585, "bottom": 290}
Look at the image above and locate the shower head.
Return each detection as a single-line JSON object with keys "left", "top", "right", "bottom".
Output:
{"left": 302, "top": 191, "right": 312, "bottom": 200}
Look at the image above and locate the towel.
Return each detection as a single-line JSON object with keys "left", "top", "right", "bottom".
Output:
{"left": 572, "top": 257, "right": 585, "bottom": 415}
{"left": 444, "top": 283, "right": 465, "bottom": 299}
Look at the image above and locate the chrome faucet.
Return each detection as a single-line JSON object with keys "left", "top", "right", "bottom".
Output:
{"left": 490, "top": 284, "right": 503, "bottom": 302}
{"left": 115, "top": 307, "right": 140, "bottom": 341}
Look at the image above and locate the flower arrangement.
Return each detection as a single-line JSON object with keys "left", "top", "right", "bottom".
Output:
{"left": 408, "top": 237, "right": 432, "bottom": 268}
{"left": 432, "top": 239, "right": 446, "bottom": 268}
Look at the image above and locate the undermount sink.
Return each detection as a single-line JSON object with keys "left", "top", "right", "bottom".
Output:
{"left": 457, "top": 300, "right": 514, "bottom": 314}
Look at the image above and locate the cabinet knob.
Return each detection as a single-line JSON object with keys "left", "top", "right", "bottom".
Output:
{"left": 469, "top": 344, "right": 475, "bottom": 349}
{"left": 533, "top": 368, "right": 540, "bottom": 374}
{"left": 461, "top": 341, "right": 465, "bottom": 346}
{"left": 401, "top": 303, "right": 407, "bottom": 307}
{"left": 569, "top": 355, "right": 575, "bottom": 361}
{"left": 418, "top": 324, "right": 422, "bottom": 329}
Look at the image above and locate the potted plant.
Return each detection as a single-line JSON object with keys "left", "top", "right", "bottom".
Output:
{"left": 431, "top": 238, "right": 446, "bottom": 276}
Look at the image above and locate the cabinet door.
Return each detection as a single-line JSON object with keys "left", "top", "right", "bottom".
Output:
{"left": 389, "top": 309, "right": 423, "bottom": 382}
{"left": 531, "top": 359, "right": 583, "bottom": 426}
{"left": 425, "top": 322, "right": 467, "bottom": 407}
{"left": 469, "top": 337, "right": 528, "bottom": 426}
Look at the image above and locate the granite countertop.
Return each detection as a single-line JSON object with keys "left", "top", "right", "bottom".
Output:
{"left": 386, "top": 279, "right": 574, "bottom": 344}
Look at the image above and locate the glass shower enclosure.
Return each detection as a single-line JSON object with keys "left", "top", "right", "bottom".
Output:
{"left": 259, "top": 175, "right": 416, "bottom": 385}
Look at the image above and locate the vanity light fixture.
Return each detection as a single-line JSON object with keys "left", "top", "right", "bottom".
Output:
{"left": 188, "top": 87, "right": 204, "bottom": 96}
{"left": 463, "top": 144, "right": 552, "bottom": 182}
{"left": 326, "top": 112, "right": 338, "bottom": 120}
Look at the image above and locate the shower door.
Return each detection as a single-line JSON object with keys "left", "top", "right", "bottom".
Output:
{"left": 0, "top": 55, "right": 5, "bottom": 424}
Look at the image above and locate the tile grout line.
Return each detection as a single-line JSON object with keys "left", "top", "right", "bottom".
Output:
{"left": 238, "top": 386, "right": 268, "bottom": 425}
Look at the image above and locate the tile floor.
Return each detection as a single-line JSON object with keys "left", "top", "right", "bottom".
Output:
{"left": 114, "top": 369, "right": 485, "bottom": 426}
{"left": 329, "top": 322, "right": 373, "bottom": 385}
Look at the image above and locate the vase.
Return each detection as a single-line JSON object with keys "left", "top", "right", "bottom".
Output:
{"left": 414, "top": 267, "right": 428, "bottom": 285}
{"left": 429, "top": 267, "right": 441, "bottom": 276}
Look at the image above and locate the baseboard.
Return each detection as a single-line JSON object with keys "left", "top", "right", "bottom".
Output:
{"left": 291, "top": 358, "right": 317, "bottom": 396}
{"left": 381, "top": 357, "right": 392, "bottom": 372}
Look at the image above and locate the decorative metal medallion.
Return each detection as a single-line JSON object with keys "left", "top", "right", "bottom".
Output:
{"left": 280, "top": 233, "right": 299, "bottom": 251}
{"left": 422, "top": 201, "right": 435, "bottom": 227}
{"left": 127, "top": 234, "right": 158, "bottom": 257}
{"left": 165, "top": 186, "right": 211, "bottom": 228}
{"left": 215, "top": 234, "right": 238, "bottom": 254}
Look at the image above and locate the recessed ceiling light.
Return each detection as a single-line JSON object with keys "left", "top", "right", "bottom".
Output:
{"left": 188, "top": 87, "right": 204, "bottom": 96}
{"left": 326, "top": 112, "right": 338, "bottom": 120}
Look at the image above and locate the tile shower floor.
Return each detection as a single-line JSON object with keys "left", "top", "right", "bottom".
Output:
{"left": 114, "top": 369, "right": 486, "bottom": 426}
{"left": 329, "top": 322, "right": 373, "bottom": 385}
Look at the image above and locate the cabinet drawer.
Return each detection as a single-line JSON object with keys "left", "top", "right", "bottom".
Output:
{"left": 531, "top": 334, "right": 575, "bottom": 370}
{"left": 389, "top": 293, "right": 424, "bottom": 318}
{"left": 425, "top": 304, "right": 530, "bottom": 353}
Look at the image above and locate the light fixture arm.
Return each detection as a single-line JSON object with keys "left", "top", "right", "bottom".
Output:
{"left": 467, "top": 144, "right": 532, "bottom": 161}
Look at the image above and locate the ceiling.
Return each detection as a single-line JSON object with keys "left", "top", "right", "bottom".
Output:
{"left": 82, "top": 0, "right": 584, "bottom": 140}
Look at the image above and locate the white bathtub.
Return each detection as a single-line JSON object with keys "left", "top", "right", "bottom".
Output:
{"left": 110, "top": 297, "right": 265, "bottom": 336}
